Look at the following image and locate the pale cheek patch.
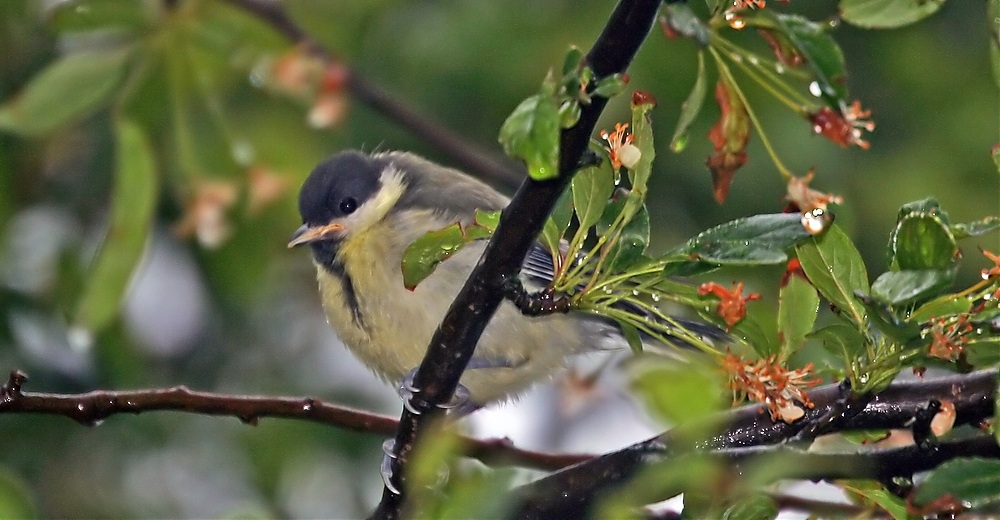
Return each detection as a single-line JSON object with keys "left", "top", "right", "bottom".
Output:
{"left": 344, "top": 166, "right": 407, "bottom": 235}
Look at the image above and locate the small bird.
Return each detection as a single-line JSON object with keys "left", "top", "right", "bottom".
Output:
{"left": 290, "top": 150, "right": 705, "bottom": 409}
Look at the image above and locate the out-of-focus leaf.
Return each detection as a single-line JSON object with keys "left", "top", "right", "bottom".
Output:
{"left": 731, "top": 314, "right": 776, "bottom": 358}
{"left": 795, "top": 224, "right": 869, "bottom": 327}
{"left": 671, "top": 51, "right": 708, "bottom": 153}
{"left": 499, "top": 84, "right": 560, "bottom": 180}
{"left": 889, "top": 210, "right": 958, "bottom": 271}
{"left": 670, "top": 213, "right": 813, "bottom": 266}
{"left": 562, "top": 46, "right": 584, "bottom": 76}
{"left": 0, "top": 48, "right": 132, "bottom": 136}
{"left": 50, "top": 0, "right": 150, "bottom": 34}
{"left": 706, "top": 77, "right": 749, "bottom": 204}
{"left": 662, "top": 2, "right": 712, "bottom": 46}
{"left": 951, "top": 216, "right": 1000, "bottom": 239}
{"left": 721, "top": 494, "right": 778, "bottom": 520}
{"left": 540, "top": 190, "right": 572, "bottom": 255}
{"left": 911, "top": 458, "right": 1000, "bottom": 513}
{"left": 870, "top": 268, "right": 956, "bottom": 306}
{"left": 840, "top": 0, "right": 946, "bottom": 29}
{"left": 842, "top": 481, "right": 910, "bottom": 520}
{"left": 401, "top": 211, "right": 497, "bottom": 290}
{"left": 74, "top": 118, "right": 158, "bottom": 332}
{"left": 965, "top": 340, "right": 1000, "bottom": 367}
{"left": 615, "top": 318, "right": 643, "bottom": 352}
{"left": 778, "top": 271, "right": 819, "bottom": 357}
{"left": 632, "top": 360, "right": 723, "bottom": 426}
{"left": 572, "top": 164, "right": 614, "bottom": 231}
{"left": 0, "top": 470, "right": 36, "bottom": 520}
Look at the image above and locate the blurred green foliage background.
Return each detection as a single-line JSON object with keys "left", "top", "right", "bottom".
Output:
{"left": 0, "top": 0, "right": 996, "bottom": 517}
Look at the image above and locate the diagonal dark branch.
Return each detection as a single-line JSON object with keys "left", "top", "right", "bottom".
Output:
{"left": 507, "top": 369, "right": 999, "bottom": 518}
{"left": 373, "top": 1, "right": 664, "bottom": 517}
{"left": 221, "top": 0, "right": 523, "bottom": 190}
{"left": 0, "top": 370, "right": 591, "bottom": 472}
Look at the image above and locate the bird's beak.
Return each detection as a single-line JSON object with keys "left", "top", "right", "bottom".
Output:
{"left": 288, "top": 222, "right": 345, "bottom": 248}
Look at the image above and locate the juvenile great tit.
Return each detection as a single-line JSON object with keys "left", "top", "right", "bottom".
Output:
{"left": 290, "top": 150, "right": 685, "bottom": 408}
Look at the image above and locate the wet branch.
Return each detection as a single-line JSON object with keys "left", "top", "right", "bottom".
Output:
{"left": 0, "top": 370, "right": 590, "bottom": 472}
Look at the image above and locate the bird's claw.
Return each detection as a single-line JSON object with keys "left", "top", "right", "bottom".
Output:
{"left": 399, "top": 368, "right": 473, "bottom": 415}
{"left": 381, "top": 438, "right": 402, "bottom": 495}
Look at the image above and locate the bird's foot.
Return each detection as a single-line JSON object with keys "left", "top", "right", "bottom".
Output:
{"left": 399, "top": 367, "right": 472, "bottom": 415}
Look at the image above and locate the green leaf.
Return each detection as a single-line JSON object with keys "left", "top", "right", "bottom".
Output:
{"left": 795, "top": 224, "right": 869, "bottom": 327}
{"left": 498, "top": 84, "right": 560, "bottom": 180}
{"left": 401, "top": 213, "right": 497, "bottom": 290}
{"left": 870, "top": 268, "right": 957, "bottom": 306}
{"left": 0, "top": 48, "right": 132, "bottom": 136}
{"left": 731, "top": 314, "right": 777, "bottom": 358}
{"left": 662, "top": 2, "right": 712, "bottom": 46}
{"left": 907, "top": 293, "right": 973, "bottom": 323}
{"left": 671, "top": 51, "right": 708, "bottom": 153}
{"left": 572, "top": 163, "right": 614, "bottom": 230}
{"left": 672, "top": 213, "right": 813, "bottom": 267}
{"left": 50, "top": 0, "right": 150, "bottom": 33}
{"left": 951, "top": 216, "right": 1000, "bottom": 239}
{"left": 809, "top": 322, "right": 865, "bottom": 359}
{"left": 562, "top": 46, "right": 584, "bottom": 76}
{"left": 0, "top": 470, "right": 36, "bottom": 520}
{"left": 616, "top": 318, "right": 644, "bottom": 352}
{"left": 593, "top": 73, "right": 628, "bottom": 98}
{"left": 911, "top": 458, "right": 1000, "bottom": 512}
{"left": 840, "top": 0, "right": 946, "bottom": 29}
{"left": 604, "top": 204, "right": 650, "bottom": 272}
{"left": 843, "top": 481, "right": 911, "bottom": 520}
{"left": 778, "top": 271, "right": 820, "bottom": 358}
{"left": 631, "top": 360, "right": 723, "bottom": 426}
{"left": 629, "top": 91, "right": 656, "bottom": 193}
{"left": 540, "top": 189, "right": 573, "bottom": 255}
{"left": 965, "top": 340, "right": 1000, "bottom": 367}
{"left": 773, "top": 14, "right": 848, "bottom": 105}
{"left": 74, "top": 118, "right": 158, "bottom": 332}
{"left": 721, "top": 494, "right": 778, "bottom": 520}
{"left": 889, "top": 209, "right": 958, "bottom": 271}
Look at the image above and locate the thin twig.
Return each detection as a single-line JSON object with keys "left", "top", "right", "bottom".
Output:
{"left": 220, "top": 0, "right": 523, "bottom": 190}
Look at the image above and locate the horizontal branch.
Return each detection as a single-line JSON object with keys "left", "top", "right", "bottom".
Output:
{"left": 509, "top": 369, "right": 1000, "bottom": 518}
{"left": 0, "top": 370, "right": 590, "bottom": 472}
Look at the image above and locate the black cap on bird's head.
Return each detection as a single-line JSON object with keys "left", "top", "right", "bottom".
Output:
{"left": 289, "top": 151, "right": 387, "bottom": 250}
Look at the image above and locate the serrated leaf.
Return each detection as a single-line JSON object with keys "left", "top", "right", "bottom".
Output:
{"left": 951, "top": 216, "right": 1000, "bottom": 239}
{"left": 870, "top": 268, "right": 956, "bottom": 306}
{"left": 499, "top": 88, "right": 560, "bottom": 180}
{"left": 721, "top": 494, "right": 778, "bottom": 520}
{"left": 840, "top": 0, "right": 946, "bottom": 29}
{"left": 671, "top": 51, "right": 708, "bottom": 153}
{"left": 911, "top": 458, "right": 1000, "bottom": 512}
{"left": 672, "top": 213, "right": 813, "bottom": 266}
{"left": 74, "top": 118, "right": 157, "bottom": 332}
{"left": 795, "top": 224, "right": 869, "bottom": 327}
{"left": 778, "top": 272, "right": 819, "bottom": 358}
{"left": 0, "top": 48, "right": 132, "bottom": 136}
{"left": 572, "top": 164, "right": 614, "bottom": 230}
{"left": 540, "top": 190, "right": 573, "bottom": 255}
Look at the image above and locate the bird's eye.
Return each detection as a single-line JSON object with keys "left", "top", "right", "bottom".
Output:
{"left": 339, "top": 197, "right": 358, "bottom": 214}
